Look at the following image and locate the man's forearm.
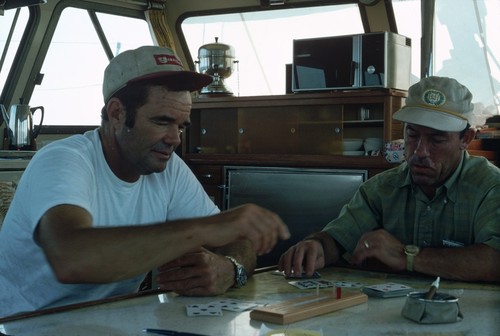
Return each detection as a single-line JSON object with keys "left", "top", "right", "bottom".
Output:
{"left": 414, "top": 243, "right": 500, "bottom": 282}
{"left": 213, "top": 239, "right": 257, "bottom": 276}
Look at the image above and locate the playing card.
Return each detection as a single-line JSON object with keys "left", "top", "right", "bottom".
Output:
{"left": 270, "top": 270, "right": 321, "bottom": 279}
{"left": 362, "top": 282, "right": 413, "bottom": 298}
{"left": 288, "top": 279, "right": 334, "bottom": 289}
{"left": 209, "top": 299, "right": 258, "bottom": 312}
{"left": 314, "top": 279, "right": 335, "bottom": 287}
{"left": 334, "top": 280, "right": 363, "bottom": 288}
{"left": 186, "top": 303, "right": 223, "bottom": 316}
{"left": 288, "top": 280, "right": 319, "bottom": 289}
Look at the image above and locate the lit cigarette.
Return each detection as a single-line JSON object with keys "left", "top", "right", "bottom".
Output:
{"left": 424, "top": 276, "right": 440, "bottom": 300}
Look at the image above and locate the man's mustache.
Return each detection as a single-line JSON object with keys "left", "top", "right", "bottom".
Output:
{"left": 408, "top": 155, "right": 433, "bottom": 168}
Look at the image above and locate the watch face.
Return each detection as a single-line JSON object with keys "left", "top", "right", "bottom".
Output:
{"left": 405, "top": 245, "right": 420, "bottom": 255}
{"left": 226, "top": 255, "right": 247, "bottom": 287}
{"left": 236, "top": 265, "right": 248, "bottom": 287}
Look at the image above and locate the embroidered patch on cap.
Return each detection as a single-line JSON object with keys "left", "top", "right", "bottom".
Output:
{"left": 422, "top": 89, "right": 446, "bottom": 107}
{"left": 154, "top": 54, "right": 183, "bottom": 67}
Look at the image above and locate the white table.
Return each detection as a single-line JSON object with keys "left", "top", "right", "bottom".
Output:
{"left": 1, "top": 267, "right": 499, "bottom": 335}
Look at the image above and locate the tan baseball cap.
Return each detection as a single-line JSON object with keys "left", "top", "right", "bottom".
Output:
{"left": 393, "top": 76, "right": 474, "bottom": 132}
{"left": 102, "top": 46, "right": 213, "bottom": 102}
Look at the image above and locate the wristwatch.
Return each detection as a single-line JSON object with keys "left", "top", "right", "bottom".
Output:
{"left": 404, "top": 245, "right": 420, "bottom": 272}
{"left": 225, "top": 256, "right": 247, "bottom": 288}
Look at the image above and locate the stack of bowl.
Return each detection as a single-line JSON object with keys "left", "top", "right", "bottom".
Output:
{"left": 343, "top": 138, "right": 364, "bottom": 156}
{"left": 364, "top": 137, "right": 383, "bottom": 155}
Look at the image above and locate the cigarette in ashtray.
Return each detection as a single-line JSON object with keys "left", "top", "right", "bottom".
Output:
{"left": 424, "top": 276, "right": 440, "bottom": 300}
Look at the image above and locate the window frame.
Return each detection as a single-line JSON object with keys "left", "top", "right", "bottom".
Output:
{"left": 1, "top": 0, "right": 149, "bottom": 130}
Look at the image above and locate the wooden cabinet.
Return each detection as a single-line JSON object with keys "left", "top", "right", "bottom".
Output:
{"left": 183, "top": 89, "right": 407, "bottom": 208}
{"left": 185, "top": 90, "right": 406, "bottom": 155}
{"left": 188, "top": 165, "right": 224, "bottom": 206}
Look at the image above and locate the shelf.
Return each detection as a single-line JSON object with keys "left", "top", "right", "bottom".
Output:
{"left": 343, "top": 119, "right": 384, "bottom": 124}
{"left": 184, "top": 90, "right": 407, "bottom": 178}
{"left": 187, "top": 90, "right": 406, "bottom": 157}
{"left": 183, "top": 153, "right": 395, "bottom": 171}
{"left": 192, "top": 89, "right": 407, "bottom": 107}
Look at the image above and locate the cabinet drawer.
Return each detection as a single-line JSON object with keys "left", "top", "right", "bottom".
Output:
{"left": 190, "top": 165, "right": 222, "bottom": 185}
{"left": 202, "top": 184, "right": 223, "bottom": 209}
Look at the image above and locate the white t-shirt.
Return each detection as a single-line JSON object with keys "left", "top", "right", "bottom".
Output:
{"left": 0, "top": 129, "right": 219, "bottom": 317}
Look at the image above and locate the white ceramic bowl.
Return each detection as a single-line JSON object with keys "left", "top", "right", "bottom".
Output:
{"left": 364, "top": 137, "right": 383, "bottom": 152}
{"left": 343, "top": 138, "right": 363, "bottom": 151}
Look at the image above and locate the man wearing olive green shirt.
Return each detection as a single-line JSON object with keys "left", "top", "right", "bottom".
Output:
{"left": 279, "top": 76, "right": 500, "bottom": 282}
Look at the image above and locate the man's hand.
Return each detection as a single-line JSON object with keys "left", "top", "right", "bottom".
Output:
{"left": 156, "top": 248, "right": 234, "bottom": 296}
{"left": 278, "top": 239, "right": 326, "bottom": 278}
{"left": 351, "top": 229, "right": 405, "bottom": 270}
{"left": 203, "top": 204, "right": 290, "bottom": 256}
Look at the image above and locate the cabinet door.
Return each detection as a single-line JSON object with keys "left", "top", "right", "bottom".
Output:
{"left": 297, "top": 105, "right": 343, "bottom": 155}
{"left": 202, "top": 184, "right": 224, "bottom": 208}
{"left": 238, "top": 107, "right": 298, "bottom": 154}
{"left": 198, "top": 108, "right": 239, "bottom": 154}
{"left": 189, "top": 165, "right": 224, "bottom": 208}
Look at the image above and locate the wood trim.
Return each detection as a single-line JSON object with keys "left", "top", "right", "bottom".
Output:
{"left": 183, "top": 153, "right": 395, "bottom": 170}
{"left": 192, "top": 90, "right": 407, "bottom": 109}
{"left": 0, "top": 289, "right": 165, "bottom": 323}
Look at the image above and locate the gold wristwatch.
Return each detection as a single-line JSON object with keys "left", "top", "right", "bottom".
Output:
{"left": 404, "top": 245, "right": 420, "bottom": 272}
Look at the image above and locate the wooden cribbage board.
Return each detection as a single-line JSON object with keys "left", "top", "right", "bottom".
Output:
{"left": 250, "top": 291, "right": 368, "bottom": 324}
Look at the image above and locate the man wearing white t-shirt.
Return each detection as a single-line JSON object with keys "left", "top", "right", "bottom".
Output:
{"left": 0, "top": 46, "right": 290, "bottom": 318}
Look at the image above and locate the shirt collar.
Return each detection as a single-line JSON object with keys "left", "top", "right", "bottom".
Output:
{"left": 442, "top": 151, "right": 467, "bottom": 203}
{"left": 400, "top": 151, "right": 467, "bottom": 203}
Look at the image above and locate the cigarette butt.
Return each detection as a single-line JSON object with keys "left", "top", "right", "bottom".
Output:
{"left": 425, "top": 286, "right": 437, "bottom": 300}
{"left": 316, "top": 283, "right": 319, "bottom": 296}
{"left": 425, "top": 276, "right": 440, "bottom": 300}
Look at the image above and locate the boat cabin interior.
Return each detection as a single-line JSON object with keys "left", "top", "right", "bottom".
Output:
{"left": 0, "top": 0, "right": 499, "bottom": 268}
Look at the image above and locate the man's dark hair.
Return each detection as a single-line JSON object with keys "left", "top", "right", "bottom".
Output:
{"left": 101, "top": 80, "right": 177, "bottom": 128}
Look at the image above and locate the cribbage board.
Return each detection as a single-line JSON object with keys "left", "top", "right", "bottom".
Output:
{"left": 250, "top": 291, "right": 368, "bottom": 324}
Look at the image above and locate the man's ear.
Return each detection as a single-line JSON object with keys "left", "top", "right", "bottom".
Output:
{"left": 105, "top": 98, "right": 126, "bottom": 128}
{"left": 461, "top": 128, "right": 476, "bottom": 150}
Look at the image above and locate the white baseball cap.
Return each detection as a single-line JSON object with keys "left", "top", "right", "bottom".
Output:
{"left": 102, "top": 46, "right": 212, "bottom": 102}
{"left": 393, "top": 76, "right": 474, "bottom": 132}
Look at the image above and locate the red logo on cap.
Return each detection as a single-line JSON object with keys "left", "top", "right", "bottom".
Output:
{"left": 154, "top": 54, "right": 183, "bottom": 67}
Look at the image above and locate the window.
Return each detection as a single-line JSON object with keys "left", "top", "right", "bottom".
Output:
{"left": 392, "top": 0, "right": 421, "bottom": 82}
{"left": 181, "top": 0, "right": 500, "bottom": 124}
{"left": 0, "top": 7, "right": 30, "bottom": 93}
{"left": 182, "top": 4, "right": 363, "bottom": 97}
{"left": 30, "top": 7, "right": 153, "bottom": 126}
{"left": 432, "top": 0, "right": 500, "bottom": 123}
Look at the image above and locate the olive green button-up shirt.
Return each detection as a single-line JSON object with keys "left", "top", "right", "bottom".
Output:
{"left": 323, "top": 152, "right": 500, "bottom": 259}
